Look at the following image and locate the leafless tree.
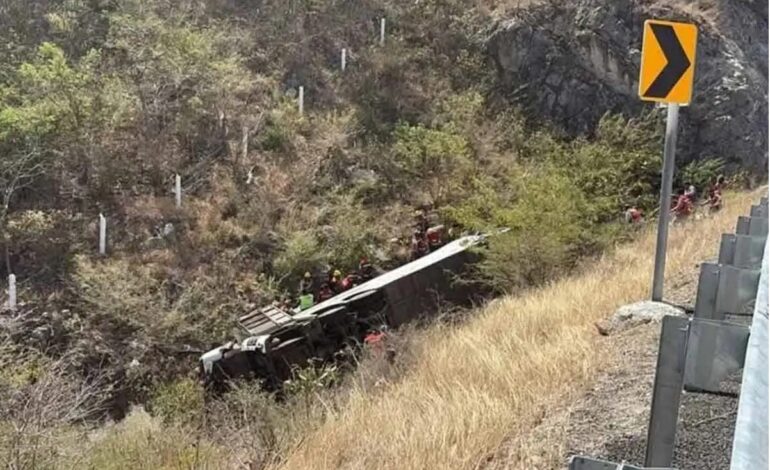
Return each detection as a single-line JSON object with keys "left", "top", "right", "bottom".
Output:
{"left": 0, "top": 150, "right": 46, "bottom": 274}
{"left": 0, "top": 338, "right": 112, "bottom": 470}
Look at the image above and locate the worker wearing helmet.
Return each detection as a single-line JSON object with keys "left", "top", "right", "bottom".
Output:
{"left": 359, "top": 257, "right": 375, "bottom": 281}
{"left": 299, "top": 271, "right": 314, "bottom": 296}
{"left": 624, "top": 205, "right": 643, "bottom": 224}
{"left": 414, "top": 209, "right": 429, "bottom": 234}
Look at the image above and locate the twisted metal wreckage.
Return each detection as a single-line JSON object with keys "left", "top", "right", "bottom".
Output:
{"left": 200, "top": 231, "right": 507, "bottom": 393}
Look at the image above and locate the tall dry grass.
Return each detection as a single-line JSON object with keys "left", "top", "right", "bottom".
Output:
{"left": 276, "top": 189, "right": 765, "bottom": 470}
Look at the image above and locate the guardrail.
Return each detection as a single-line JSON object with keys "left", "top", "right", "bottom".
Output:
{"left": 730, "top": 236, "right": 768, "bottom": 469}
{"left": 569, "top": 197, "right": 768, "bottom": 470}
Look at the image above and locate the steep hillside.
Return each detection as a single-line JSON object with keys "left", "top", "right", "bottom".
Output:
{"left": 2, "top": 193, "right": 760, "bottom": 469}
{"left": 274, "top": 190, "right": 764, "bottom": 470}
{"left": 0, "top": 0, "right": 765, "bottom": 463}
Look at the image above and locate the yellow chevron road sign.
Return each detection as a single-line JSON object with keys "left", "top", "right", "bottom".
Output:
{"left": 639, "top": 20, "right": 697, "bottom": 104}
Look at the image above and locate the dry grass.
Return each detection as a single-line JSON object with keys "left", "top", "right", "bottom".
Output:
{"left": 76, "top": 409, "right": 225, "bottom": 470}
{"left": 275, "top": 189, "right": 765, "bottom": 470}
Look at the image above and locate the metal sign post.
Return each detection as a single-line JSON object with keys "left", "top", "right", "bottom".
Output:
{"left": 638, "top": 19, "right": 697, "bottom": 301}
{"left": 651, "top": 103, "right": 679, "bottom": 301}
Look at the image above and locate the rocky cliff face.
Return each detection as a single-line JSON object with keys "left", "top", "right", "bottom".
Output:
{"left": 488, "top": 0, "right": 768, "bottom": 172}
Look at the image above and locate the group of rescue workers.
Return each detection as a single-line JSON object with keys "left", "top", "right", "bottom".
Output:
{"left": 294, "top": 257, "right": 377, "bottom": 311}
{"left": 409, "top": 209, "right": 445, "bottom": 260}
{"left": 624, "top": 174, "right": 726, "bottom": 225}
{"left": 290, "top": 173, "right": 728, "bottom": 311}
{"left": 291, "top": 209, "right": 444, "bottom": 312}
{"left": 290, "top": 175, "right": 727, "bottom": 312}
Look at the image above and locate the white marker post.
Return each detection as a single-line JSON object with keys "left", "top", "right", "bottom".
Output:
{"left": 341, "top": 48, "right": 347, "bottom": 71}
{"left": 99, "top": 213, "right": 107, "bottom": 256}
{"left": 298, "top": 86, "right": 304, "bottom": 115}
{"left": 380, "top": 18, "right": 386, "bottom": 46}
{"left": 651, "top": 103, "right": 679, "bottom": 301}
{"left": 174, "top": 174, "right": 182, "bottom": 208}
{"left": 8, "top": 274, "right": 16, "bottom": 311}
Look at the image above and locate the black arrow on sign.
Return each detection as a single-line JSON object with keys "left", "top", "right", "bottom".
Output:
{"left": 643, "top": 24, "right": 691, "bottom": 98}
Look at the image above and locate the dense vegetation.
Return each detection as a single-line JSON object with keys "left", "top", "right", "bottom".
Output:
{"left": 0, "top": 0, "right": 734, "bottom": 467}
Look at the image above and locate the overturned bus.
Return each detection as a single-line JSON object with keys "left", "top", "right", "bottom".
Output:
{"left": 200, "top": 233, "right": 489, "bottom": 393}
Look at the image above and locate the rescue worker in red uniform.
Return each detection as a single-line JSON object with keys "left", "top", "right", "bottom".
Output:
{"left": 411, "top": 229, "right": 429, "bottom": 260}
{"left": 364, "top": 329, "right": 386, "bottom": 350}
{"left": 364, "top": 325, "right": 395, "bottom": 363}
{"left": 329, "top": 269, "right": 344, "bottom": 294}
{"left": 671, "top": 188, "right": 694, "bottom": 222}
{"left": 359, "top": 257, "right": 375, "bottom": 281}
{"left": 340, "top": 273, "right": 357, "bottom": 291}
{"left": 414, "top": 210, "right": 429, "bottom": 234}
{"left": 317, "top": 282, "right": 334, "bottom": 302}
{"left": 426, "top": 226, "right": 443, "bottom": 249}
{"left": 624, "top": 206, "right": 643, "bottom": 224}
{"left": 707, "top": 175, "right": 726, "bottom": 212}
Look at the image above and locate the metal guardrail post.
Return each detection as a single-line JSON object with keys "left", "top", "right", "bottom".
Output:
{"left": 645, "top": 315, "right": 690, "bottom": 467}
{"left": 715, "top": 265, "right": 761, "bottom": 318}
{"left": 730, "top": 238, "right": 769, "bottom": 469}
{"left": 750, "top": 204, "right": 768, "bottom": 219}
{"left": 736, "top": 216, "right": 768, "bottom": 237}
{"left": 694, "top": 263, "right": 721, "bottom": 319}
{"left": 568, "top": 455, "right": 669, "bottom": 469}
{"left": 683, "top": 318, "right": 749, "bottom": 393}
{"left": 719, "top": 234, "right": 767, "bottom": 269}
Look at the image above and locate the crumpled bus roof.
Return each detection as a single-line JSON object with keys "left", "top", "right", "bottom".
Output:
{"left": 237, "top": 234, "right": 484, "bottom": 335}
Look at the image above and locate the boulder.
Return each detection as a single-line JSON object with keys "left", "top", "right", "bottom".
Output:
{"left": 597, "top": 300, "right": 685, "bottom": 335}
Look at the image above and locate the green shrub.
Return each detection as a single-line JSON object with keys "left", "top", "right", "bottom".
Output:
{"left": 261, "top": 100, "right": 304, "bottom": 153}
{"left": 283, "top": 360, "right": 341, "bottom": 398}
{"left": 149, "top": 378, "right": 204, "bottom": 426}
{"left": 3, "top": 209, "right": 74, "bottom": 282}
{"left": 446, "top": 164, "right": 592, "bottom": 293}
{"left": 680, "top": 157, "right": 726, "bottom": 194}
{"left": 72, "top": 255, "right": 166, "bottom": 328}
{"left": 319, "top": 195, "right": 382, "bottom": 271}
{"left": 274, "top": 230, "right": 326, "bottom": 283}
{"left": 392, "top": 122, "right": 473, "bottom": 205}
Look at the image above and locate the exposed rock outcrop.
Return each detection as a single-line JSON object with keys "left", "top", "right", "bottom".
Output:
{"left": 596, "top": 300, "right": 685, "bottom": 335}
{"left": 488, "top": 0, "right": 768, "bottom": 172}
